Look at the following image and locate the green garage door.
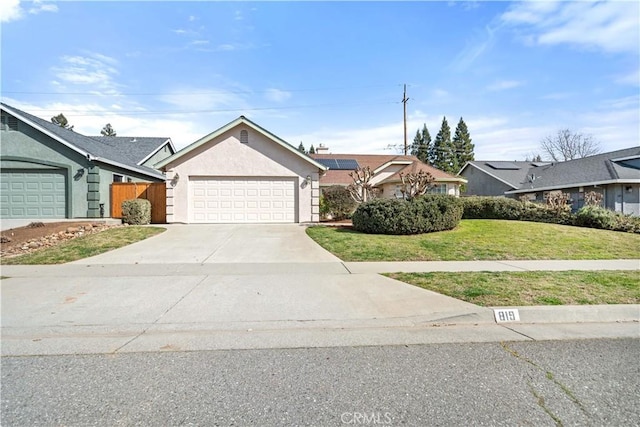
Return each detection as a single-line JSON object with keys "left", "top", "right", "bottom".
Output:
{"left": 0, "top": 170, "right": 67, "bottom": 218}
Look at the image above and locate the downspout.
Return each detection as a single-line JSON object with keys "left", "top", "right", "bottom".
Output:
{"left": 620, "top": 184, "right": 624, "bottom": 214}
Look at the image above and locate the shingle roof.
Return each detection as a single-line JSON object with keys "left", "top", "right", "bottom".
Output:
{"left": 310, "top": 153, "right": 465, "bottom": 186}
{"left": 509, "top": 146, "right": 640, "bottom": 193}
{"left": 1, "top": 103, "right": 165, "bottom": 180}
{"left": 460, "top": 161, "right": 547, "bottom": 189}
{"left": 89, "top": 136, "right": 174, "bottom": 165}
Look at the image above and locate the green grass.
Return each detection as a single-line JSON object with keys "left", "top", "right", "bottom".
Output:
{"left": 306, "top": 220, "right": 640, "bottom": 261}
{"left": 1, "top": 226, "right": 165, "bottom": 265}
{"left": 385, "top": 271, "right": 640, "bottom": 306}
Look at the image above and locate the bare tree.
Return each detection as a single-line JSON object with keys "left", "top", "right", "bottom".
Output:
{"left": 540, "top": 129, "right": 600, "bottom": 161}
{"left": 347, "top": 166, "right": 377, "bottom": 203}
{"left": 399, "top": 170, "right": 434, "bottom": 200}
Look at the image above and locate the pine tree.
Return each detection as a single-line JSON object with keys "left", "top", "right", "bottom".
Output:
{"left": 51, "top": 113, "right": 73, "bottom": 130}
{"left": 309, "top": 144, "right": 316, "bottom": 154}
{"left": 432, "top": 117, "right": 456, "bottom": 173}
{"left": 410, "top": 124, "right": 431, "bottom": 164}
{"left": 297, "top": 142, "right": 307, "bottom": 154}
{"left": 452, "top": 117, "right": 474, "bottom": 168}
{"left": 101, "top": 123, "right": 117, "bottom": 136}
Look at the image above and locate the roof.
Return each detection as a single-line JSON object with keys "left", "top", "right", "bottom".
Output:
{"left": 89, "top": 136, "right": 175, "bottom": 165}
{"left": 156, "top": 115, "right": 327, "bottom": 171}
{"left": 310, "top": 153, "right": 466, "bottom": 186}
{"left": 506, "top": 146, "right": 640, "bottom": 194}
{"left": 458, "top": 160, "right": 549, "bottom": 190}
{"left": 1, "top": 103, "right": 166, "bottom": 180}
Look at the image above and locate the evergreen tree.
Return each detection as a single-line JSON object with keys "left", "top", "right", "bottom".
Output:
{"left": 452, "top": 117, "right": 474, "bottom": 168}
{"left": 410, "top": 124, "right": 431, "bottom": 164}
{"left": 51, "top": 113, "right": 73, "bottom": 130}
{"left": 297, "top": 142, "right": 307, "bottom": 154}
{"left": 309, "top": 144, "right": 316, "bottom": 154}
{"left": 432, "top": 117, "right": 456, "bottom": 173}
{"left": 101, "top": 123, "right": 117, "bottom": 136}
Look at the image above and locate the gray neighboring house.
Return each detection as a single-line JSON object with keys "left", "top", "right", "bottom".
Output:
{"left": 459, "top": 147, "right": 640, "bottom": 215}
{"left": 0, "top": 103, "right": 175, "bottom": 219}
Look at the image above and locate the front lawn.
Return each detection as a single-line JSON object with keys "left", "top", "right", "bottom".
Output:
{"left": 386, "top": 271, "right": 640, "bottom": 306}
{"left": 306, "top": 220, "right": 640, "bottom": 261}
{"left": 1, "top": 226, "right": 165, "bottom": 265}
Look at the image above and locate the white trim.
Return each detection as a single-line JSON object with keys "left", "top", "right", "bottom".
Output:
{"left": 156, "top": 116, "right": 328, "bottom": 171}
{"left": 611, "top": 154, "right": 640, "bottom": 162}
{"left": 2, "top": 104, "right": 165, "bottom": 180}
{"left": 372, "top": 160, "right": 413, "bottom": 175}
{"left": 138, "top": 138, "right": 176, "bottom": 165}
{"left": 505, "top": 179, "right": 640, "bottom": 194}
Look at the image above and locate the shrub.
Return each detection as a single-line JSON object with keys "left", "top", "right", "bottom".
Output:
{"left": 122, "top": 199, "right": 151, "bottom": 225}
{"left": 352, "top": 194, "right": 463, "bottom": 235}
{"left": 574, "top": 205, "right": 640, "bottom": 233}
{"left": 322, "top": 185, "right": 357, "bottom": 220}
{"left": 461, "top": 196, "right": 523, "bottom": 220}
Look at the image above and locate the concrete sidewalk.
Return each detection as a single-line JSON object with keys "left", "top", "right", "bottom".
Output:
{"left": 344, "top": 259, "right": 640, "bottom": 273}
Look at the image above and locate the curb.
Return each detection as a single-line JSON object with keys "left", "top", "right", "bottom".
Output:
{"left": 490, "top": 304, "right": 640, "bottom": 324}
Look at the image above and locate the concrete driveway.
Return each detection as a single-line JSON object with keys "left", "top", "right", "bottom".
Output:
{"left": 2, "top": 224, "right": 519, "bottom": 356}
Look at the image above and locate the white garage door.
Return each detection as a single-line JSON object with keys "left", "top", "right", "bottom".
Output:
{"left": 190, "top": 177, "right": 296, "bottom": 223}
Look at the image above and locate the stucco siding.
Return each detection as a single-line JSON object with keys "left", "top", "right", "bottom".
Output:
{"left": 164, "top": 125, "right": 319, "bottom": 223}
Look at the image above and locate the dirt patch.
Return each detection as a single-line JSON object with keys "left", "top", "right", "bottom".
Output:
{"left": 1, "top": 221, "right": 121, "bottom": 259}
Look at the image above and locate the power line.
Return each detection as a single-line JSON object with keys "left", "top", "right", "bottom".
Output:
{"left": 18, "top": 99, "right": 400, "bottom": 117}
{"left": 1, "top": 83, "right": 401, "bottom": 97}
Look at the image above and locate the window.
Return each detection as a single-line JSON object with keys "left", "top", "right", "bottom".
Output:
{"left": 394, "top": 185, "right": 404, "bottom": 199}
{"left": 240, "top": 130, "right": 249, "bottom": 144}
{"left": 113, "top": 174, "right": 124, "bottom": 183}
{"left": 430, "top": 184, "right": 447, "bottom": 194}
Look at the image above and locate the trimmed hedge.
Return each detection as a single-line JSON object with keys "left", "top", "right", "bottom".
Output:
{"left": 575, "top": 205, "right": 640, "bottom": 233}
{"left": 122, "top": 199, "right": 151, "bottom": 225}
{"left": 352, "top": 194, "right": 463, "bottom": 235}
{"left": 462, "top": 196, "right": 639, "bottom": 233}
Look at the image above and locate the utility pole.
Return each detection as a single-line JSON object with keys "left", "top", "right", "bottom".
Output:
{"left": 402, "top": 84, "right": 409, "bottom": 155}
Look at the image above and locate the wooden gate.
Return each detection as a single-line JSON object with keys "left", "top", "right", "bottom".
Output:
{"left": 110, "top": 182, "right": 166, "bottom": 224}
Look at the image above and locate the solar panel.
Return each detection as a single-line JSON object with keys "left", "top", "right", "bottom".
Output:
{"left": 486, "top": 161, "right": 521, "bottom": 170}
{"left": 316, "top": 158, "right": 359, "bottom": 170}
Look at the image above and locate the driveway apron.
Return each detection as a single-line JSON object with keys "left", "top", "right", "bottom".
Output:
{"left": 2, "top": 224, "right": 500, "bottom": 356}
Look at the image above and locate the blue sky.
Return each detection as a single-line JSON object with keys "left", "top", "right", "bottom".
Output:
{"left": 2, "top": 1, "right": 638, "bottom": 161}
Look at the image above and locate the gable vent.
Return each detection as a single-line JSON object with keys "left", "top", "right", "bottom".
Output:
{"left": 1, "top": 114, "right": 19, "bottom": 131}
{"left": 240, "top": 130, "right": 249, "bottom": 144}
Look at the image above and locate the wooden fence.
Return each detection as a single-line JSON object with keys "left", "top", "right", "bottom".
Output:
{"left": 110, "top": 182, "right": 166, "bottom": 224}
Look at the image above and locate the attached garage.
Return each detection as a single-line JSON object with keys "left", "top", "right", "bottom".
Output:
{"left": 190, "top": 177, "right": 296, "bottom": 223}
{"left": 157, "top": 116, "right": 327, "bottom": 224}
{"left": 0, "top": 170, "right": 66, "bottom": 218}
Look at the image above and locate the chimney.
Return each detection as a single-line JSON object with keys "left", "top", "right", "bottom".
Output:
{"left": 316, "top": 143, "right": 329, "bottom": 154}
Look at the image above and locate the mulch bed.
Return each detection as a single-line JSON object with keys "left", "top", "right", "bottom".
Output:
{"left": 0, "top": 221, "right": 121, "bottom": 259}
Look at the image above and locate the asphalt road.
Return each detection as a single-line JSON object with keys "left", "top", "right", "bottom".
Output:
{"left": 2, "top": 338, "right": 638, "bottom": 426}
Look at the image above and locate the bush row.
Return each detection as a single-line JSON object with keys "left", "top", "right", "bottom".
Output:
{"left": 461, "top": 196, "right": 640, "bottom": 233}
{"left": 352, "top": 194, "right": 463, "bottom": 235}
{"left": 320, "top": 185, "right": 357, "bottom": 221}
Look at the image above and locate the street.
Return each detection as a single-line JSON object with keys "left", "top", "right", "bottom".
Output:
{"left": 2, "top": 338, "right": 638, "bottom": 426}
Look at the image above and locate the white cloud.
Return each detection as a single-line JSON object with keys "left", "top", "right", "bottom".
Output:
{"left": 501, "top": 1, "right": 640, "bottom": 54}
{"left": 486, "top": 80, "right": 524, "bottom": 91}
{"left": 158, "top": 88, "right": 249, "bottom": 113}
{"left": 29, "top": 0, "right": 57, "bottom": 15}
{"left": 615, "top": 68, "right": 640, "bottom": 86}
{"left": 0, "top": 0, "right": 23, "bottom": 22}
{"left": 51, "top": 53, "right": 120, "bottom": 92}
{"left": 264, "top": 88, "right": 291, "bottom": 103}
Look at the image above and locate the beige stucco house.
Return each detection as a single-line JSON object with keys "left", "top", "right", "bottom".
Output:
{"left": 156, "top": 116, "right": 327, "bottom": 224}
{"left": 310, "top": 151, "right": 467, "bottom": 198}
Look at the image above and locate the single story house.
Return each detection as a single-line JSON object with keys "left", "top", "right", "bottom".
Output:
{"left": 0, "top": 103, "right": 174, "bottom": 219}
{"left": 457, "top": 160, "right": 551, "bottom": 196}
{"left": 309, "top": 150, "right": 467, "bottom": 198}
{"left": 459, "top": 147, "right": 640, "bottom": 215}
{"left": 156, "top": 116, "right": 327, "bottom": 224}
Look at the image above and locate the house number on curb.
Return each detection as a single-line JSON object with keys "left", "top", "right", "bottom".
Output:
{"left": 494, "top": 308, "right": 520, "bottom": 323}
